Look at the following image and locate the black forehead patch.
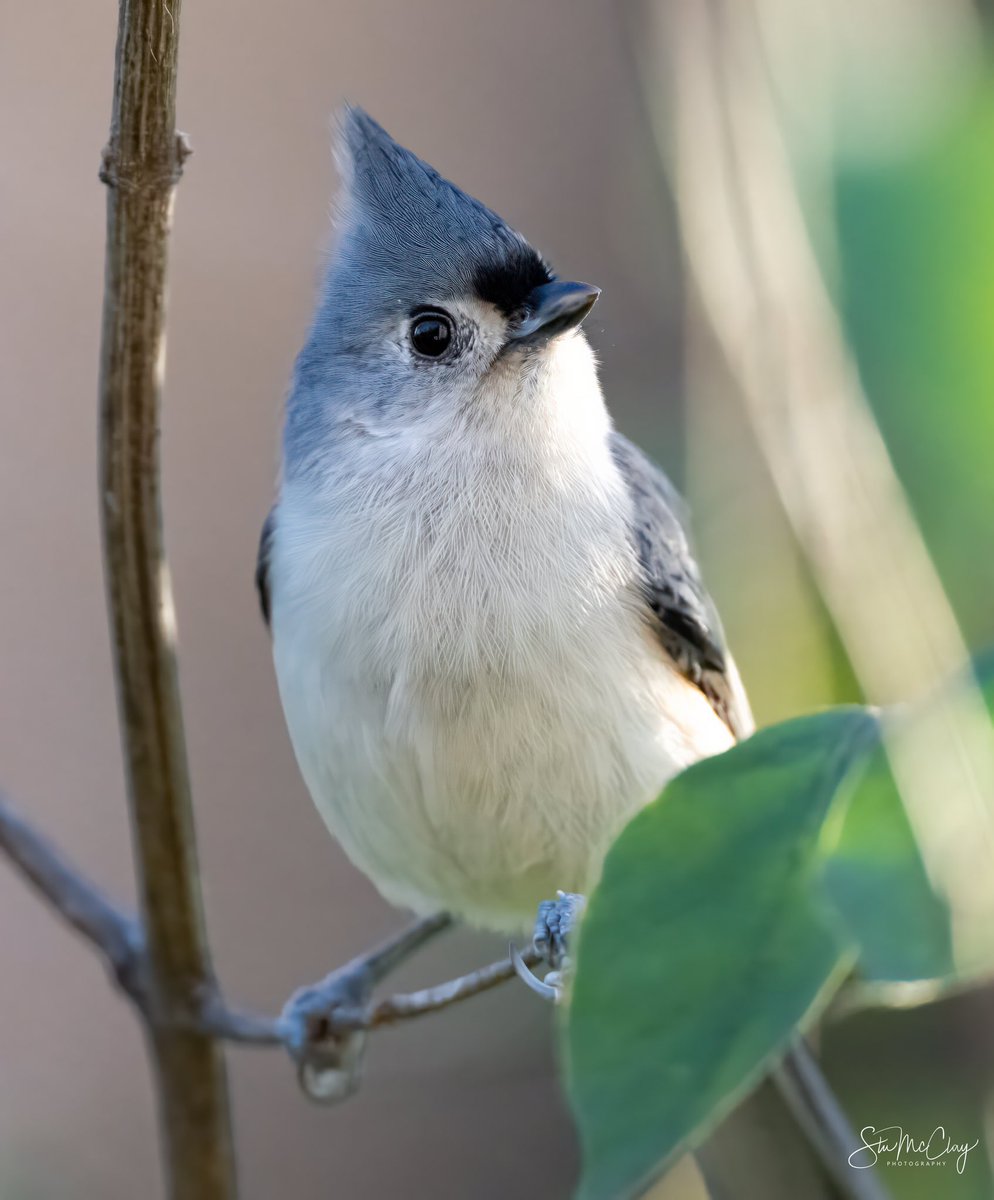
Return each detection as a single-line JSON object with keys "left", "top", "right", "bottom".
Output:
{"left": 472, "top": 248, "right": 553, "bottom": 318}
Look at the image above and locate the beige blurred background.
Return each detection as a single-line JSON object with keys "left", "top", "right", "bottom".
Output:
{"left": 7, "top": 1, "right": 994, "bottom": 1197}
{"left": 0, "top": 2, "right": 691, "bottom": 1197}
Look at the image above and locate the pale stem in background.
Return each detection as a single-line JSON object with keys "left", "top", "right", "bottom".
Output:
{"left": 642, "top": 0, "right": 994, "bottom": 969}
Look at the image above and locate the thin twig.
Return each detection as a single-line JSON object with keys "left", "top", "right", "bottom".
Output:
{"left": 0, "top": 793, "right": 144, "bottom": 996}
{"left": 775, "top": 1042, "right": 890, "bottom": 1200}
{"left": 193, "top": 995, "right": 283, "bottom": 1046}
{"left": 335, "top": 911, "right": 453, "bottom": 986}
{"left": 364, "top": 947, "right": 542, "bottom": 1028}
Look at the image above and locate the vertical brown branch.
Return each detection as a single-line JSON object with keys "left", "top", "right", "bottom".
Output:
{"left": 97, "top": 1, "right": 236, "bottom": 1196}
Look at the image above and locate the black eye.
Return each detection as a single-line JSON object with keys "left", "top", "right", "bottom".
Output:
{"left": 410, "top": 311, "right": 453, "bottom": 359}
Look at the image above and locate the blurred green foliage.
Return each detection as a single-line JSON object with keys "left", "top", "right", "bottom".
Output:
{"left": 836, "top": 81, "right": 994, "bottom": 648}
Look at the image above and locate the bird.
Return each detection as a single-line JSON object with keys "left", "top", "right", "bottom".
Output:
{"left": 257, "top": 112, "right": 855, "bottom": 1198}
{"left": 257, "top": 106, "right": 752, "bottom": 940}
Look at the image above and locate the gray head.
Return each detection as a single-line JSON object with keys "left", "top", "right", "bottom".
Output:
{"left": 285, "top": 107, "right": 601, "bottom": 472}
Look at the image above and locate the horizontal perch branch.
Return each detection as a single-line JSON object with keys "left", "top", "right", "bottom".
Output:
{"left": 0, "top": 792, "right": 539, "bottom": 1054}
{"left": 197, "top": 947, "right": 538, "bottom": 1045}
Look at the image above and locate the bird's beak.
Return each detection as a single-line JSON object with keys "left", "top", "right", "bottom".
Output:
{"left": 509, "top": 281, "right": 600, "bottom": 345}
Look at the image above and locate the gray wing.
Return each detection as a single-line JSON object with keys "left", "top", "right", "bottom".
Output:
{"left": 611, "top": 433, "right": 753, "bottom": 741}
{"left": 256, "top": 507, "right": 276, "bottom": 629}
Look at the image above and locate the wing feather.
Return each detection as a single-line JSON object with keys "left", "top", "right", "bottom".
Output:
{"left": 611, "top": 433, "right": 753, "bottom": 740}
{"left": 256, "top": 507, "right": 276, "bottom": 629}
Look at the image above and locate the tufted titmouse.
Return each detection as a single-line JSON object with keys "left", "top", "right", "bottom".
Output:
{"left": 257, "top": 107, "right": 751, "bottom": 937}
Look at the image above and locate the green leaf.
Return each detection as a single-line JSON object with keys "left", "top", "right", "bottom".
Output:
{"left": 820, "top": 736, "right": 955, "bottom": 983}
{"left": 827, "top": 650, "right": 994, "bottom": 989}
{"left": 974, "top": 646, "right": 994, "bottom": 708}
{"left": 826, "top": 651, "right": 994, "bottom": 984}
{"left": 566, "top": 708, "right": 877, "bottom": 1200}
{"left": 565, "top": 654, "right": 994, "bottom": 1198}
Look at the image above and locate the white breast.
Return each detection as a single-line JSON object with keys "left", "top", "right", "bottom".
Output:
{"left": 271, "top": 350, "right": 733, "bottom": 931}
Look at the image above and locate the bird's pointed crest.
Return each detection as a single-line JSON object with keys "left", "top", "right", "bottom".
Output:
{"left": 331, "top": 106, "right": 552, "bottom": 316}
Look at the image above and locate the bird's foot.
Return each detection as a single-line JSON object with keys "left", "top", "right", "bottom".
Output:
{"left": 279, "top": 913, "right": 450, "bottom": 1103}
{"left": 534, "top": 890, "right": 587, "bottom": 969}
{"left": 513, "top": 890, "right": 587, "bottom": 1003}
{"left": 280, "top": 964, "right": 373, "bottom": 1104}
